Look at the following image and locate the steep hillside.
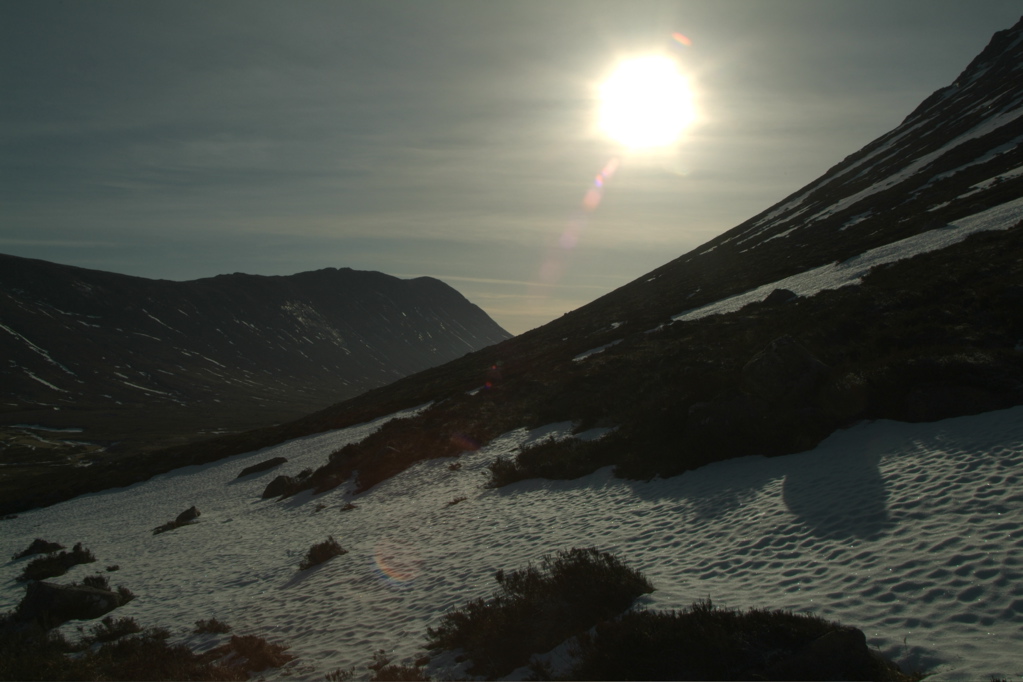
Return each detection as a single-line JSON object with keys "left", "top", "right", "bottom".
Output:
{"left": 0, "top": 260, "right": 509, "bottom": 504}
{"left": 4, "top": 17, "right": 1022, "bottom": 515}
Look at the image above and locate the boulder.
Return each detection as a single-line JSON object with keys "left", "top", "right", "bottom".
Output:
{"left": 262, "top": 475, "right": 300, "bottom": 499}
{"left": 762, "top": 288, "right": 797, "bottom": 306}
{"left": 15, "top": 580, "right": 125, "bottom": 629}
{"left": 153, "top": 506, "right": 201, "bottom": 534}
{"left": 236, "top": 456, "right": 288, "bottom": 479}
{"left": 742, "top": 335, "right": 830, "bottom": 405}
{"left": 12, "top": 538, "right": 64, "bottom": 561}
{"left": 175, "top": 506, "right": 201, "bottom": 525}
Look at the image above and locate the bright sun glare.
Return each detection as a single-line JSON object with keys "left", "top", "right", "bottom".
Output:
{"left": 599, "top": 55, "right": 696, "bottom": 149}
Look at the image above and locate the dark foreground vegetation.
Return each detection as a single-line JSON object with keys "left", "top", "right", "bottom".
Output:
{"left": 0, "top": 589, "right": 292, "bottom": 682}
{"left": 421, "top": 548, "right": 921, "bottom": 681}
{"left": 0, "top": 619, "right": 292, "bottom": 681}
{"left": 17, "top": 543, "right": 95, "bottom": 582}
{"left": 427, "top": 547, "right": 653, "bottom": 679}
{"left": 1, "top": 539, "right": 293, "bottom": 681}
{"left": 560, "top": 600, "right": 919, "bottom": 681}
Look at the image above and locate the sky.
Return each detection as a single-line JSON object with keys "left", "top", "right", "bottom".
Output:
{"left": 2, "top": 1, "right": 1020, "bottom": 334}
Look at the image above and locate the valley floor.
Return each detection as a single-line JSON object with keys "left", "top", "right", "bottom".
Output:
{"left": 2, "top": 405, "right": 1022, "bottom": 680}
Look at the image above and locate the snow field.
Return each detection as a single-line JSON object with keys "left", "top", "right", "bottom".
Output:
{"left": 2, "top": 406, "right": 1023, "bottom": 680}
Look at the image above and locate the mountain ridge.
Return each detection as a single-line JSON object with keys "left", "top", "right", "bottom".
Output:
{"left": 0, "top": 257, "right": 510, "bottom": 505}
{"left": 3, "top": 16, "right": 1022, "bottom": 514}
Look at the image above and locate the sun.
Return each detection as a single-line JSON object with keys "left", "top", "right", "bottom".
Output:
{"left": 599, "top": 56, "right": 696, "bottom": 149}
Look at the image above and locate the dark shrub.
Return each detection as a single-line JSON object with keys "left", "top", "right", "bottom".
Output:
{"left": 81, "top": 574, "right": 110, "bottom": 590}
{"left": 0, "top": 606, "right": 288, "bottom": 681}
{"left": 368, "top": 650, "right": 430, "bottom": 681}
{"left": 18, "top": 542, "right": 96, "bottom": 582}
{"left": 12, "top": 538, "right": 64, "bottom": 561}
{"left": 85, "top": 616, "right": 143, "bottom": 644}
{"left": 236, "top": 456, "right": 288, "bottom": 479}
{"left": 299, "top": 536, "right": 347, "bottom": 571}
{"left": 213, "top": 634, "right": 294, "bottom": 673}
{"left": 485, "top": 436, "right": 616, "bottom": 488}
{"left": 426, "top": 547, "right": 653, "bottom": 678}
{"left": 194, "top": 618, "right": 232, "bottom": 634}
{"left": 13, "top": 577, "right": 136, "bottom": 629}
{"left": 563, "top": 600, "right": 921, "bottom": 681}
{"left": 116, "top": 585, "right": 136, "bottom": 605}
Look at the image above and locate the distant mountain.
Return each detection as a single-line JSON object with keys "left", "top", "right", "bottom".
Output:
{"left": 0, "top": 259, "right": 510, "bottom": 464}
{"left": 3, "top": 17, "right": 1022, "bottom": 514}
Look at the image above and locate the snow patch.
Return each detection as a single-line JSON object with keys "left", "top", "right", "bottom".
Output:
{"left": 674, "top": 196, "right": 1023, "bottom": 322}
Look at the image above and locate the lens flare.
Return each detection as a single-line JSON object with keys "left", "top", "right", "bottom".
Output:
{"left": 373, "top": 538, "right": 423, "bottom": 587}
{"left": 533, "top": 156, "right": 620, "bottom": 292}
{"left": 672, "top": 32, "right": 692, "bottom": 47}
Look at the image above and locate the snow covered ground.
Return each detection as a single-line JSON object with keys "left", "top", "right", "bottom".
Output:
{"left": 3, "top": 405, "right": 1023, "bottom": 680}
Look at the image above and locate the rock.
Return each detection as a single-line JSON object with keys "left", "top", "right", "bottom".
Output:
{"left": 742, "top": 335, "right": 830, "bottom": 405}
{"left": 15, "top": 580, "right": 126, "bottom": 629}
{"left": 262, "top": 475, "right": 300, "bottom": 499}
{"left": 762, "top": 288, "right": 797, "bottom": 305}
{"left": 175, "top": 506, "right": 201, "bottom": 525}
{"left": 153, "top": 506, "right": 201, "bottom": 534}
{"left": 236, "top": 456, "right": 288, "bottom": 479}
{"left": 12, "top": 538, "right": 64, "bottom": 561}
{"left": 767, "top": 627, "right": 875, "bottom": 681}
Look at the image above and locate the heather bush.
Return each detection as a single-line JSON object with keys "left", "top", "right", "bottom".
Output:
{"left": 368, "top": 650, "right": 430, "bottom": 681}
{"left": 426, "top": 547, "right": 652, "bottom": 678}
{"left": 18, "top": 542, "right": 95, "bottom": 581}
{"left": 485, "top": 436, "right": 616, "bottom": 488}
{"left": 194, "top": 618, "right": 232, "bottom": 634}
{"left": 299, "top": 536, "right": 347, "bottom": 571}
{"left": 0, "top": 620, "right": 248, "bottom": 681}
{"left": 84, "top": 616, "right": 143, "bottom": 644}
{"left": 562, "top": 599, "right": 923, "bottom": 681}
{"left": 211, "top": 634, "right": 294, "bottom": 673}
{"left": 81, "top": 574, "right": 110, "bottom": 590}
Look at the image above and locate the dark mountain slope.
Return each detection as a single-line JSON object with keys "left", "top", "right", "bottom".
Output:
{"left": 0, "top": 259, "right": 509, "bottom": 493}
{"left": 3, "top": 17, "right": 1021, "bottom": 514}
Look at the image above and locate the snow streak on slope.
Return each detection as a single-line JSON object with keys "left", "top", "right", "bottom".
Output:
{"left": 3, "top": 406, "right": 1023, "bottom": 680}
{"left": 674, "top": 196, "right": 1023, "bottom": 322}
